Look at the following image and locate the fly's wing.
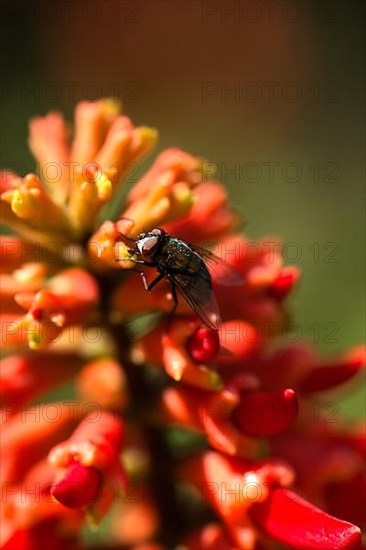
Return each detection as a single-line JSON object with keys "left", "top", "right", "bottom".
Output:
{"left": 190, "top": 245, "right": 244, "bottom": 287}
{"left": 172, "top": 270, "right": 221, "bottom": 330}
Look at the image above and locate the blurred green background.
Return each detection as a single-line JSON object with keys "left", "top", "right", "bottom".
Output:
{"left": 1, "top": 0, "right": 365, "bottom": 418}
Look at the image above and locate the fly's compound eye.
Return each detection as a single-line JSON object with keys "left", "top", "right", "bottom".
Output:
{"left": 137, "top": 235, "right": 160, "bottom": 257}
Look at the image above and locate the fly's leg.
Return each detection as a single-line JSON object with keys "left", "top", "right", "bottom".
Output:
{"left": 147, "top": 272, "right": 165, "bottom": 291}
{"left": 140, "top": 270, "right": 162, "bottom": 291}
{"left": 161, "top": 279, "right": 179, "bottom": 328}
{"left": 139, "top": 271, "right": 149, "bottom": 291}
{"left": 115, "top": 258, "right": 155, "bottom": 267}
{"left": 170, "top": 280, "right": 178, "bottom": 313}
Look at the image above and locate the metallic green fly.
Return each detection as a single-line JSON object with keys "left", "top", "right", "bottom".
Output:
{"left": 117, "top": 228, "right": 243, "bottom": 330}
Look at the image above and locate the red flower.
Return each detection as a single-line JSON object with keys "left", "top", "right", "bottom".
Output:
{"left": 47, "top": 412, "right": 126, "bottom": 517}
{"left": 0, "top": 100, "right": 363, "bottom": 549}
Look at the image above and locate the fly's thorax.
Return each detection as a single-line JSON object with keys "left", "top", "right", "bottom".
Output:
{"left": 156, "top": 238, "right": 202, "bottom": 274}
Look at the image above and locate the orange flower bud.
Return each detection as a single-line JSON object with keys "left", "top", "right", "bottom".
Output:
{"left": 28, "top": 112, "right": 70, "bottom": 205}
{"left": 76, "top": 357, "right": 128, "bottom": 409}
{"left": 165, "top": 182, "right": 240, "bottom": 243}
{"left": 1, "top": 174, "right": 70, "bottom": 234}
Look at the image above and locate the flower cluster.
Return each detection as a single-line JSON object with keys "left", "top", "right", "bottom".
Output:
{"left": 0, "top": 100, "right": 364, "bottom": 550}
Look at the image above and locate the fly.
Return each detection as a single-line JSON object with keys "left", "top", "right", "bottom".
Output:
{"left": 117, "top": 228, "right": 243, "bottom": 330}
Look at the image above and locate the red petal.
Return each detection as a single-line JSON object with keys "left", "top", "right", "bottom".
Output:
{"left": 50, "top": 462, "right": 102, "bottom": 508}
{"left": 249, "top": 488, "right": 362, "bottom": 550}
{"left": 233, "top": 389, "right": 298, "bottom": 436}
{"left": 324, "top": 473, "right": 366, "bottom": 529}
{"left": 0, "top": 353, "right": 80, "bottom": 406}
{"left": 301, "top": 351, "right": 364, "bottom": 393}
{"left": 267, "top": 268, "right": 299, "bottom": 300}
{"left": 217, "top": 320, "right": 261, "bottom": 368}
{"left": 2, "top": 520, "right": 80, "bottom": 550}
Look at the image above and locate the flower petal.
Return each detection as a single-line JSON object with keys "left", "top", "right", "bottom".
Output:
{"left": 249, "top": 488, "right": 362, "bottom": 550}
{"left": 50, "top": 462, "right": 102, "bottom": 509}
{"left": 300, "top": 346, "right": 365, "bottom": 393}
{"left": 234, "top": 389, "right": 298, "bottom": 436}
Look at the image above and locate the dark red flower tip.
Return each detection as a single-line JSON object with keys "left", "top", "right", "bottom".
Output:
{"left": 233, "top": 388, "right": 299, "bottom": 436}
{"left": 186, "top": 327, "right": 221, "bottom": 364}
{"left": 30, "top": 307, "right": 44, "bottom": 321}
{"left": 50, "top": 462, "right": 102, "bottom": 509}
{"left": 249, "top": 488, "right": 362, "bottom": 550}
{"left": 300, "top": 355, "right": 365, "bottom": 394}
{"left": 267, "top": 269, "right": 298, "bottom": 301}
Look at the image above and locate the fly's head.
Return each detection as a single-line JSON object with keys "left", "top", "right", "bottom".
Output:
{"left": 135, "top": 228, "right": 166, "bottom": 260}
